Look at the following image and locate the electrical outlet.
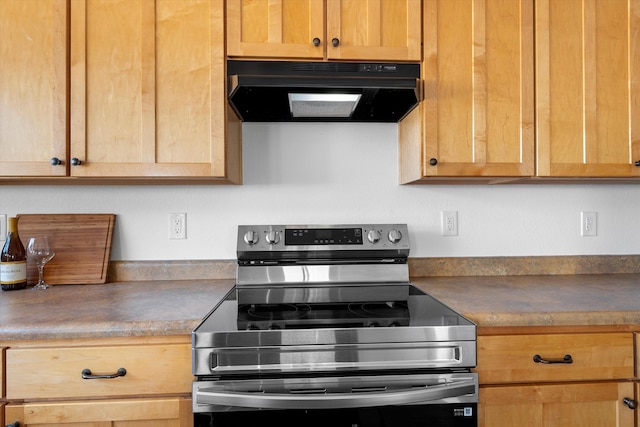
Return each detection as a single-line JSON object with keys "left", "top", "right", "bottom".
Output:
{"left": 0, "top": 214, "right": 6, "bottom": 241}
{"left": 169, "top": 213, "right": 186, "bottom": 239}
{"left": 441, "top": 211, "right": 458, "bottom": 236}
{"left": 581, "top": 211, "right": 597, "bottom": 236}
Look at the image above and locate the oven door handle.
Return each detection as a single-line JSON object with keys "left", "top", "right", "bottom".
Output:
{"left": 196, "top": 378, "right": 476, "bottom": 410}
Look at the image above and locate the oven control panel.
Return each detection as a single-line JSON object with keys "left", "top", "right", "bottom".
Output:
{"left": 237, "top": 224, "right": 410, "bottom": 257}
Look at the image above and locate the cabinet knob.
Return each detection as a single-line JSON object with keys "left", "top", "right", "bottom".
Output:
{"left": 5, "top": 422, "right": 21, "bottom": 427}
{"left": 50, "top": 157, "right": 63, "bottom": 166}
{"left": 429, "top": 158, "right": 438, "bottom": 166}
{"left": 623, "top": 397, "right": 638, "bottom": 410}
{"left": 312, "top": 37, "right": 321, "bottom": 47}
{"left": 331, "top": 37, "right": 340, "bottom": 47}
{"left": 70, "top": 157, "right": 83, "bottom": 166}
{"left": 635, "top": 160, "right": 640, "bottom": 166}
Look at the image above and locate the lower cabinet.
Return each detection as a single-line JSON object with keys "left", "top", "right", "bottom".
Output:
{"left": 1, "top": 346, "right": 5, "bottom": 426}
{"left": 1, "top": 346, "right": 5, "bottom": 393}
{"left": 477, "top": 332, "right": 638, "bottom": 427}
{"left": 4, "top": 397, "right": 192, "bottom": 427}
{"left": 3, "top": 338, "right": 193, "bottom": 427}
{"left": 636, "top": 382, "right": 640, "bottom": 426}
{"left": 480, "top": 382, "right": 634, "bottom": 427}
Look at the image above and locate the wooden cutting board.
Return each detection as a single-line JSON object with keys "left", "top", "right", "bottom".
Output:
{"left": 16, "top": 214, "right": 116, "bottom": 285}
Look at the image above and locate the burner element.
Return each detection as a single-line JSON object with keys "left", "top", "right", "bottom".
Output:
{"left": 237, "top": 301, "right": 410, "bottom": 330}
{"left": 349, "top": 301, "right": 409, "bottom": 317}
{"left": 246, "top": 304, "right": 311, "bottom": 321}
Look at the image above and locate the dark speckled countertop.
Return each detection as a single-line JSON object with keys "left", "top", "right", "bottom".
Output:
{"left": 0, "top": 279, "right": 234, "bottom": 340}
{"left": 1, "top": 273, "right": 639, "bottom": 341}
{"left": 412, "top": 274, "right": 640, "bottom": 331}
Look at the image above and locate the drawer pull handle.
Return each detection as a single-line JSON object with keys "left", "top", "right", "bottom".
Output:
{"left": 532, "top": 354, "right": 573, "bottom": 364}
{"left": 82, "top": 367, "right": 127, "bottom": 379}
{"left": 5, "top": 422, "right": 21, "bottom": 427}
{"left": 623, "top": 397, "right": 638, "bottom": 409}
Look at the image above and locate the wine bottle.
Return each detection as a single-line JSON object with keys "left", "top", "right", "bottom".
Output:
{"left": 1, "top": 217, "right": 27, "bottom": 291}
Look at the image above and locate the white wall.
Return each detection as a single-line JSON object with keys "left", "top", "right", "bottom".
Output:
{"left": 2, "top": 123, "right": 640, "bottom": 260}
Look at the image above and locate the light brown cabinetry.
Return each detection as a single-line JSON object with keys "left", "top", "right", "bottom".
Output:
{"left": 477, "top": 332, "right": 637, "bottom": 427}
{"left": 227, "top": 0, "right": 421, "bottom": 61}
{"left": 0, "top": 0, "right": 68, "bottom": 177}
{"left": 3, "top": 338, "right": 193, "bottom": 427}
{"left": 1, "top": 346, "right": 5, "bottom": 426}
{"left": 1, "top": 0, "right": 241, "bottom": 183}
{"left": 5, "top": 344, "right": 191, "bottom": 399}
{"left": 5, "top": 398, "right": 192, "bottom": 427}
{"left": 399, "top": 0, "right": 535, "bottom": 183}
{"left": 70, "top": 0, "right": 240, "bottom": 181}
{"left": 1, "top": 347, "right": 5, "bottom": 398}
{"left": 536, "top": 0, "right": 640, "bottom": 177}
{"left": 481, "top": 382, "right": 634, "bottom": 427}
{"left": 400, "top": 0, "right": 640, "bottom": 183}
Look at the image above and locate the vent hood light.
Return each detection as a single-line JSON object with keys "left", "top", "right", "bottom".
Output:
{"left": 288, "top": 93, "right": 362, "bottom": 118}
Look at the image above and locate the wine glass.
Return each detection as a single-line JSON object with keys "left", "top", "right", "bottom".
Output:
{"left": 27, "top": 236, "right": 55, "bottom": 290}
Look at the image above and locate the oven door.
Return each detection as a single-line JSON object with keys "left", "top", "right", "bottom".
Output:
{"left": 193, "top": 372, "right": 477, "bottom": 427}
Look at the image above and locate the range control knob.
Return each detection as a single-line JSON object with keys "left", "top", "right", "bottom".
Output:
{"left": 243, "top": 230, "right": 259, "bottom": 245}
{"left": 266, "top": 230, "right": 281, "bottom": 245}
{"left": 367, "top": 229, "right": 381, "bottom": 244}
{"left": 388, "top": 229, "right": 403, "bottom": 244}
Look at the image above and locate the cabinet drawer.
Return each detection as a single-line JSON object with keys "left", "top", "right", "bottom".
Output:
{"left": 6, "top": 343, "right": 191, "bottom": 399}
{"left": 5, "top": 397, "right": 192, "bottom": 425}
{"left": 477, "top": 333, "right": 634, "bottom": 384}
{"left": 1, "top": 347, "right": 5, "bottom": 397}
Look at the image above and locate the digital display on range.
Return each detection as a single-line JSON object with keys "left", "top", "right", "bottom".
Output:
{"left": 285, "top": 228, "right": 363, "bottom": 245}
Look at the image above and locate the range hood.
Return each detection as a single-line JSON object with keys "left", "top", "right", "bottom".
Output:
{"left": 227, "top": 60, "right": 421, "bottom": 123}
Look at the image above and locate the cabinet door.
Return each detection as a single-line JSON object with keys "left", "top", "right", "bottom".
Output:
{"left": 0, "top": 0, "right": 68, "bottom": 177}
{"left": 635, "top": 382, "right": 639, "bottom": 427}
{"left": 1, "top": 347, "right": 5, "bottom": 398}
{"left": 325, "top": 0, "right": 421, "bottom": 61}
{"left": 4, "top": 397, "right": 193, "bottom": 427}
{"left": 479, "top": 382, "right": 635, "bottom": 427}
{"left": 226, "top": 0, "right": 325, "bottom": 59}
{"left": 70, "top": 0, "right": 241, "bottom": 181}
{"left": 399, "top": 0, "right": 534, "bottom": 182}
{"left": 536, "top": 0, "right": 640, "bottom": 177}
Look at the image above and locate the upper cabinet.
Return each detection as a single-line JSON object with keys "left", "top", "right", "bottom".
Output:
{"left": 70, "top": 0, "right": 241, "bottom": 181}
{"left": 400, "top": 0, "right": 640, "bottom": 183}
{"left": 226, "top": 0, "right": 422, "bottom": 62}
{"left": 0, "top": 0, "right": 68, "bottom": 177}
{"left": 399, "top": 0, "right": 535, "bottom": 183}
{"left": 1, "top": 0, "right": 241, "bottom": 183}
{"left": 536, "top": 0, "right": 640, "bottom": 178}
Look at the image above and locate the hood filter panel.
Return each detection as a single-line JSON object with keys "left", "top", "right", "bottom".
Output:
{"left": 288, "top": 94, "right": 362, "bottom": 118}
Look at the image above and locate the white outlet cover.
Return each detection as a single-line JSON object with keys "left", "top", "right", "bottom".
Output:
{"left": 580, "top": 211, "right": 597, "bottom": 237}
{"left": 169, "top": 213, "right": 187, "bottom": 239}
{"left": 441, "top": 211, "right": 458, "bottom": 236}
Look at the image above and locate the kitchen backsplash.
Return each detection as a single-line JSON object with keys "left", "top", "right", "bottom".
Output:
{"left": 108, "top": 255, "right": 640, "bottom": 282}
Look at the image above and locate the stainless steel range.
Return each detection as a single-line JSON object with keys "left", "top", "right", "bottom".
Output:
{"left": 192, "top": 224, "right": 477, "bottom": 427}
